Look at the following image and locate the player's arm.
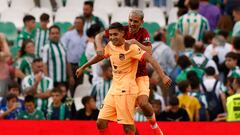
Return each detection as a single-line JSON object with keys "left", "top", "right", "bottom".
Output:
{"left": 76, "top": 55, "right": 105, "bottom": 78}
{"left": 126, "top": 39, "right": 152, "bottom": 54}
{"left": 143, "top": 53, "right": 171, "bottom": 88}
{"left": 95, "top": 31, "right": 106, "bottom": 56}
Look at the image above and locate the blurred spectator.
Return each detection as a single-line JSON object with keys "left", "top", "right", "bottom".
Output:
{"left": 226, "top": 77, "right": 240, "bottom": 121}
{"left": 42, "top": 25, "right": 74, "bottom": 89}
{"left": 0, "top": 82, "right": 24, "bottom": 113}
{"left": 216, "top": 15, "right": 233, "bottom": 35}
{"left": 158, "top": 96, "right": 190, "bottom": 121}
{"left": 16, "top": 15, "right": 36, "bottom": 48}
{"left": 176, "top": 55, "right": 204, "bottom": 83}
{"left": 34, "top": 13, "right": 50, "bottom": 58}
{"left": 82, "top": 1, "right": 105, "bottom": 34}
{"left": 17, "top": 95, "right": 45, "bottom": 120}
{"left": 85, "top": 24, "right": 102, "bottom": 84}
{"left": 21, "top": 58, "right": 53, "bottom": 113}
{"left": 0, "top": 94, "right": 18, "bottom": 119}
{"left": 177, "top": 80, "right": 201, "bottom": 121}
{"left": 61, "top": 16, "right": 87, "bottom": 97}
{"left": 204, "top": 31, "right": 232, "bottom": 65}
{"left": 151, "top": 100, "right": 162, "bottom": 121}
{"left": 232, "top": 36, "right": 240, "bottom": 66}
{"left": 202, "top": 67, "right": 224, "bottom": 120}
{"left": 34, "top": 0, "right": 58, "bottom": 11}
{"left": 74, "top": 96, "right": 99, "bottom": 120}
{"left": 232, "top": 7, "right": 240, "bottom": 37}
{"left": 15, "top": 39, "right": 35, "bottom": 76}
{"left": 187, "top": 71, "right": 209, "bottom": 121}
{"left": 202, "top": 31, "right": 215, "bottom": 45}
{"left": 90, "top": 61, "right": 112, "bottom": 109}
{"left": 47, "top": 88, "right": 70, "bottom": 120}
{"left": 191, "top": 41, "right": 219, "bottom": 74}
{"left": 171, "top": 31, "right": 185, "bottom": 55}
{"left": 198, "top": 0, "right": 221, "bottom": 31}
{"left": 176, "top": 0, "right": 210, "bottom": 41}
{"left": 152, "top": 30, "right": 176, "bottom": 75}
{"left": 181, "top": 35, "right": 195, "bottom": 57}
{"left": 225, "top": 0, "right": 240, "bottom": 16}
{"left": 225, "top": 52, "right": 240, "bottom": 78}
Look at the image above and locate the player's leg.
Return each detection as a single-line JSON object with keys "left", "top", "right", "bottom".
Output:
{"left": 115, "top": 94, "right": 137, "bottom": 134}
{"left": 123, "top": 124, "right": 135, "bottom": 135}
{"left": 97, "top": 119, "right": 110, "bottom": 135}
{"left": 97, "top": 93, "right": 117, "bottom": 135}
{"left": 136, "top": 76, "right": 163, "bottom": 135}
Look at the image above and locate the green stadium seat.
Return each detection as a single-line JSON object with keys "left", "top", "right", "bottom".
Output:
{"left": 166, "top": 22, "right": 177, "bottom": 46}
{"left": 143, "top": 22, "right": 160, "bottom": 42}
{"left": 54, "top": 22, "right": 72, "bottom": 36}
{"left": 0, "top": 22, "right": 18, "bottom": 42}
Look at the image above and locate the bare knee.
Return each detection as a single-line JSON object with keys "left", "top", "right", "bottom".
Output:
{"left": 97, "top": 119, "right": 108, "bottom": 130}
{"left": 123, "top": 124, "right": 135, "bottom": 134}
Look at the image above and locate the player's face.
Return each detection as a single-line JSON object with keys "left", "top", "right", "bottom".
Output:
{"left": 225, "top": 57, "right": 237, "bottom": 69}
{"left": 128, "top": 14, "right": 143, "bottom": 34}
{"left": 25, "top": 42, "right": 35, "bottom": 55}
{"left": 49, "top": 28, "right": 60, "bottom": 42}
{"left": 25, "top": 102, "right": 35, "bottom": 113}
{"left": 109, "top": 29, "right": 124, "bottom": 46}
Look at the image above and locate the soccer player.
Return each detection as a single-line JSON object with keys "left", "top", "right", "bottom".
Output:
{"left": 94, "top": 9, "right": 171, "bottom": 134}
{"left": 76, "top": 22, "right": 170, "bottom": 135}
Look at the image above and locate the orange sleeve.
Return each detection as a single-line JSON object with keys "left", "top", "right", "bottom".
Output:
{"left": 103, "top": 44, "right": 110, "bottom": 58}
{"left": 130, "top": 44, "right": 146, "bottom": 61}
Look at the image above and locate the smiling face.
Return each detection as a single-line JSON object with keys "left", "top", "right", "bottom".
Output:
{"left": 109, "top": 28, "right": 124, "bottom": 46}
{"left": 128, "top": 14, "right": 143, "bottom": 34}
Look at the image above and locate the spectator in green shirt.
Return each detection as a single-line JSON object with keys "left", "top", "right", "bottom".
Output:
{"left": 17, "top": 95, "right": 45, "bottom": 120}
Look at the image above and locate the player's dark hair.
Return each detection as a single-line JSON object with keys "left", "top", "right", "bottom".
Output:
{"left": 109, "top": 22, "right": 124, "bottom": 32}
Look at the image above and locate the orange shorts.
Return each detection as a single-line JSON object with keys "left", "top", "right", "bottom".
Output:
{"left": 98, "top": 93, "right": 137, "bottom": 125}
{"left": 136, "top": 76, "right": 150, "bottom": 97}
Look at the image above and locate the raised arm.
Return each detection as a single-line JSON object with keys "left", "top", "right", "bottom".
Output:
{"left": 76, "top": 55, "right": 105, "bottom": 78}
{"left": 95, "top": 31, "right": 106, "bottom": 56}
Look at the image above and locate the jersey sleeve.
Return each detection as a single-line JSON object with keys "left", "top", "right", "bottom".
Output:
{"left": 21, "top": 77, "right": 31, "bottom": 92}
{"left": 103, "top": 44, "right": 111, "bottom": 58}
{"left": 142, "top": 29, "right": 151, "bottom": 46}
{"left": 130, "top": 44, "right": 146, "bottom": 61}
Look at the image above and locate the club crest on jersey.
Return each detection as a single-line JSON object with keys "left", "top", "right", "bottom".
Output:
{"left": 119, "top": 53, "right": 125, "bottom": 61}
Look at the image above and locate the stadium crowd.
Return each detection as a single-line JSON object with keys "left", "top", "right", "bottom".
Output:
{"left": 0, "top": 0, "right": 240, "bottom": 122}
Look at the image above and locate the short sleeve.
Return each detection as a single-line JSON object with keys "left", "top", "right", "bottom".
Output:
{"left": 141, "top": 29, "right": 151, "bottom": 46}
{"left": 130, "top": 44, "right": 146, "bottom": 61}
{"left": 47, "top": 78, "right": 54, "bottom": 90}
{"left": 103, "top": 45, "right": 110, "bottom": 58}
{"left": 21, "top": 76, "right": 31, "bottom": 92}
